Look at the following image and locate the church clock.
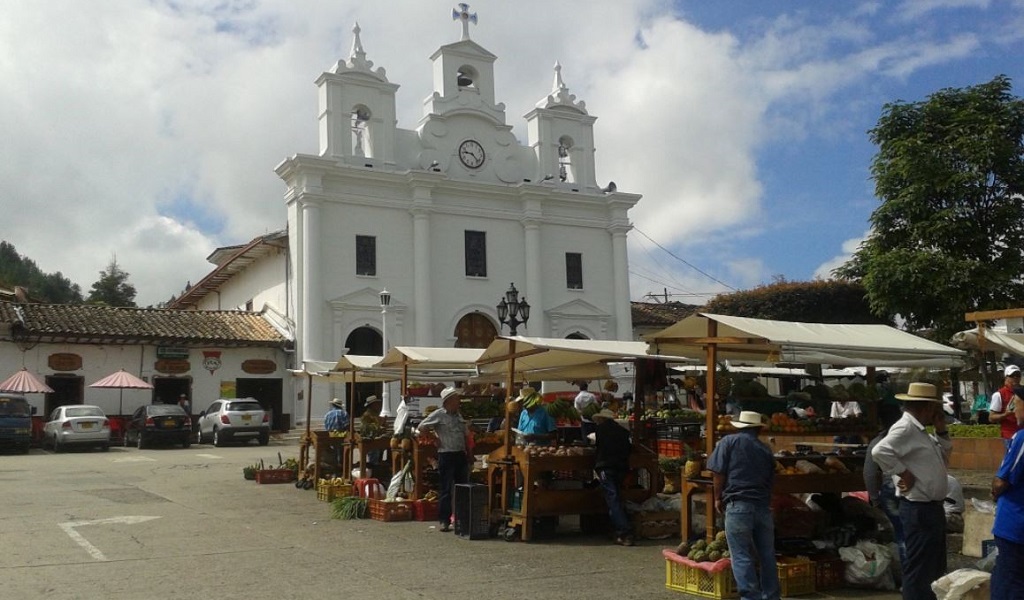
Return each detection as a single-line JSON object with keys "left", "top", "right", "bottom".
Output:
{"left": 458, "top": 139, "right": 485, "bottom": 169}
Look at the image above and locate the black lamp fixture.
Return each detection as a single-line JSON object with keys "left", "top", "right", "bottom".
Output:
{"left": 496, "top": 282, "right": 530, "bottom": 335}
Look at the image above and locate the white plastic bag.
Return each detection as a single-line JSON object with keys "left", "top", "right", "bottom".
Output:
{"left": 969, "top": 498, "right": 995, "bottom": 514}
{"left": 839, "top": 540, "right": 896, "bottom": 589}
{"left": 931, "top": 568, "right": 991, "bottom": 600}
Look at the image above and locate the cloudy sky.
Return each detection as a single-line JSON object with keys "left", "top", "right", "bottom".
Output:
{"left": 3, "top": 0, "right": 1022, "bottom": 307}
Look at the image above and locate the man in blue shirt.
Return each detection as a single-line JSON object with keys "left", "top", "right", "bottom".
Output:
{"left": 707, "top": 410, "right": 779, "bottom": 600}
{"left": 324, "top": 398, "right": 349, "bottom": 470}
{"left": 517, "top": 389, "right": 555, "bottom": 439}
{"left": 991, "top": 427, "right": 1024, "bottom": 599}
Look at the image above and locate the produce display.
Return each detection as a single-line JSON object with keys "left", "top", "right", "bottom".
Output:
{"left": 676, "top": 531, "right": 731, "bottom": 562}
{"left": 522, "top": 444, "right": 593, "bottom": 458}
{"left": 773, "top": 453, "right": 860, "bottom": 476}
{"left": 947, "top": 424, "right": 999, "bottom": 438}
{"left": 543, "top": 398, "right": 580, "bottom": 422}
{"left": 766, "top": 412, "right": 870, "bottom": 434}
{"left": 644, "top": 408, "right": 703, "bottom": 421}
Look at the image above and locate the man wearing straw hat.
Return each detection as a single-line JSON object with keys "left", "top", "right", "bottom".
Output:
{"left": 871, "top": 382, "right": 951, "bottom": 600}
{"left": 707, "top": 410, "right": 779, "bottom": 600}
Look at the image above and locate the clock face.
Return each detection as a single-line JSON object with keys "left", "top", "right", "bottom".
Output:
{"left": 458, "top": 140, "right": 485, "bottom": 169}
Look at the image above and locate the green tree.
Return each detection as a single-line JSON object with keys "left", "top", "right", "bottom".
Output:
{"left": 87, "top": 257, "right": 137, "bottom": 307}
{"left": 0, "top": 241, "right": 83, "bottom": 303}
{"left": 835, "top": 76, "right": 1024, "bottom": 341}
{"left": 703, "top": 279, "right": 887, "bottom": 324}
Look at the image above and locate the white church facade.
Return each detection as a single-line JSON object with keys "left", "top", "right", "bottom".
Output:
{"left": 173, "top": 9, "right": 641, "bottom": 421}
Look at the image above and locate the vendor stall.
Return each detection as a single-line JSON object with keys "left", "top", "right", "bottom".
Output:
{"left": 474, "top": 336, "right": 692, "bottom": 541}
{"left": 643, "top": 312, "right": 967, "bottom": 541}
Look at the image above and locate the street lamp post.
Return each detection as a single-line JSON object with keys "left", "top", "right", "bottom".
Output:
{"left": 379, "top": 289, "right": 391, "bottom": 417}
{"left": 496, "top": 282, "right": 530, "bottom": 335}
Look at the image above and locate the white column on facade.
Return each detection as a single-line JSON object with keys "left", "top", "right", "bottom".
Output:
{"left": 610, "top": 224, "right": 632, "bottom": 339}
{"left": 411, "top": 187, "right": 434, "bottom": 345}
{"left": 301, "top": 199, "right": 324, "bottom": 361}
{"left": 523, "top": 218, "right": 543, "bottom": 336}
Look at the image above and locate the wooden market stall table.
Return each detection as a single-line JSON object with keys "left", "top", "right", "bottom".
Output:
{"left": 391, "top": 437, "right": 504, "bottom": 500}
{"left": 487, "top": 445, "right": 658, "bottom": 542}
{"left": 680, "top": 461, "right": 867, "bottom": 541}
{"left": 299, "top": 430, "right": 346, "bottom": 483}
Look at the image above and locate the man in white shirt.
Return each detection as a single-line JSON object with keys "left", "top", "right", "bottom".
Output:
{"left": 574, "top": 382, "right": 600, "bottom": 437}
{"left": 871, "top": 382, "right": 952, "bottom": 600}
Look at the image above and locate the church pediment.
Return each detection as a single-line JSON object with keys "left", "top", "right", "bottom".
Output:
{"left": 329, "top": 287, "right": 406, "bottom": 311}
{"left": 546, "top": 298, "right": 609, "bottom": 319}
{"left": 431, "top": 39, "right": 497, "bottom": 62}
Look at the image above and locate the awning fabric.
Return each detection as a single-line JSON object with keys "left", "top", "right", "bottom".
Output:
{"left": 377, "top": 347, "right": 484, "bottom": 370}
{"left": 644, "top": 313, "right": 965, "bottom": 368}
{"left": 475, "top": 336, "right": 689, "bottom": 380}
{"left": 950, "top": 328, "right": 1024, "bottom": 357}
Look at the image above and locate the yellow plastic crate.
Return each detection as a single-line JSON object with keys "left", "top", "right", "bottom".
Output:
{"left": 664, "top": 552, "right": 738, "bottom": 599}
{"left": 316, "top": 481, "right": 353, "bottom": 502}
{"left": 777, "top": 557, "right": 816, "bottom": 597}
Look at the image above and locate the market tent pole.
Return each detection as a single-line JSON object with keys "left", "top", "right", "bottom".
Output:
{"left": 305, "top": 372, "right": 313, "bottom": 438}
{"left": 501, "top": 339, "right": 517, "bottom": 516}
{"left": 704, "top": 320, "right": 717, "bottom": 458}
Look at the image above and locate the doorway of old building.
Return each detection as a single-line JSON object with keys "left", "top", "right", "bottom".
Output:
{"left": 237, "top": 378, "right": 284, "bottom": 431}
{"left": 344, "top": 326, "right": 382, "bottom": 417}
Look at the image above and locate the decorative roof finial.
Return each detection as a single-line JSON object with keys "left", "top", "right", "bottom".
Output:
{"left": 350, "top": 23, "right": 366, "bottom": 63}
{"left": 452, "top": 3, "right": 477, "bottom": 41}
{"left": 552, "top": 61, "right": 567, "bottom": 94}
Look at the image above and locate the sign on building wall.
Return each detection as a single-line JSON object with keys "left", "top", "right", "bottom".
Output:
{"left": 156, "top": 347, "right": 190, "bottom": 359}
{"left": 155, "top": 359, "right": 190, "bottom": 374}
{"left": 219, "top": 381, "right": 236, "bottom": 398}
{"left": 48, "top": 353, "right": 82, "bottom": 372}
{"left": 241, "top": 359, "right": 276, "bottom": 374}
{"left": 202, "top": 350, "right": 222, "bottom": 375}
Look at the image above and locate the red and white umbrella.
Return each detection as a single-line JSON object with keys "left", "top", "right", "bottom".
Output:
{"left": 90, "top": 369, "right": 153, "bottom": 416}
{"left": 0, "top": 368, "right": 54, "bottom": 394}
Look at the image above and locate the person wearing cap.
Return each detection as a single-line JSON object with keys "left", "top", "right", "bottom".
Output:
{"left": 991, "top": 366, "right": 1024, "bottom": 450}
{"left": 516, "top": 387, "right": 555, "bottom": 442}
{"left": 591, "top": 408, "right": 635, "bottom": 546}
{"left": 871, "top": 382, "right": 951, "bottom": 600}
{"left": 707, "top": 410, "right": 780, "bottom": 600}
{"left": 415, "top": 386, "right": 469, "bottom": 532}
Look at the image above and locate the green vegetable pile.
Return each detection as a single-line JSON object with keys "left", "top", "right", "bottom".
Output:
{"left": 331, "top": 496, "right": 368, "bottom": 520}
{"left": 947, "top": 424, "right": 1000, "bottom": 438}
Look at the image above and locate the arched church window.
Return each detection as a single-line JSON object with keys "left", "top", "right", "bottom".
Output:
{"left": 456, "top": 65, "right": 477, "bottom": 89}
{"left": 351, "top": 106, "right": 371, "bottom": 157}
{"left": 558, "top": 136, "right": 574, "bottom": 183}
{"left": 566, "top": 331, "right": 589, "bottom": 340}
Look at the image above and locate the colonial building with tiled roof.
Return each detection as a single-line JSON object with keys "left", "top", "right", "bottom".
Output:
{"left": 630, "top": 301, "right": 701, "bottom": 341}
{"left": 0, "top": 301, "right": 294, "bottom": 428}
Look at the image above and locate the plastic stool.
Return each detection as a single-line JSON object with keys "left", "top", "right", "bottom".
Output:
{"left": 354, "top": 478, "right": 382, "bottom": 498}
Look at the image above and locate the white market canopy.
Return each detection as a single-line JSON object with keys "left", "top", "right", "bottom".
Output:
{"left": 475, "top": 336, "right": 692, "bottom": 381}
{"left": 950, "top": 327, "right": 1024, "bottom": 357}
{"left": 644, "top": 313, "right": 966, "bottom": 368}
{"left": 673, "top": 364, "right": 860, "bottom": 378}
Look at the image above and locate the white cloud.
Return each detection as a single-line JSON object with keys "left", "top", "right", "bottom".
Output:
{"left": 814, "top": 231, "right": 871, "bottom": 280}
{"left": 0, "top": 1, "right": 1017, "bottom": 306}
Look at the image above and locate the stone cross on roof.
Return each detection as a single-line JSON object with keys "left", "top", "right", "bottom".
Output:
{"left": 452, "top": 3, "right": 477, "bottom": 41}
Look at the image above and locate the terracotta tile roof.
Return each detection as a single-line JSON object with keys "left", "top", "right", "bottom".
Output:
{"left": 631, "top": 301, "right": 701, "bottom": 327}
{"left": 0, "top": 301, "right": 291, "bottom": 347}
{"left": 168, "top": 230, "right": 287, "bottom": 309}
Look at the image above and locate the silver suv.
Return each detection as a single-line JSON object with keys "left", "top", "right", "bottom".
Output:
{"left": 196, "top": 398, "right": 270, "bottom": 447}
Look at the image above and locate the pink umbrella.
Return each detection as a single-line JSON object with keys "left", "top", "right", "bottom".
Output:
{"left": 0, "top": 368, "right": 54, "bottom": 394}
{"left": 90, "top": 369, "right": 153, "bottom": 416}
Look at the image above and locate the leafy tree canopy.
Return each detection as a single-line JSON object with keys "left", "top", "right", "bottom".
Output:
{"left": 87, "top": 256, "right": 137, "bottom": 307}
{"left": 0, "top": 241, "right": 83, "bottom": 303}
{"left": 703, "top": 278, "right": 888, "bottom": 324}
{"left": 834, "top": 75, "right": 1024, "bottom": 342}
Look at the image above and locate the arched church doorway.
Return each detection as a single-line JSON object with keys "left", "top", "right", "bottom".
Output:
{"left": 454, "top": 313, "right": 498, "bottom": 349}
{"left": 344, "top": 326, "right": 383, "bottom": 416}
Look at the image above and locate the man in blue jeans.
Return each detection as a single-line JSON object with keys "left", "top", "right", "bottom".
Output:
{"left": 591, "top": 408, "right": 635, "bottom": 546}
{"left": 708, "top": 410, "right": 780, "bottom": 600}
{"left": 415, "top": 387, "right": 469, "bottom": 532}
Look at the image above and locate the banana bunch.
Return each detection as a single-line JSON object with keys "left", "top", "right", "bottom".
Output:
{"left": 422, "top": 490, "right": 439, "bottom": 502}
{"left": 543, "top": 398, "right": 579, "bottom": 421}
{"left": 319, "top": 477, "right": 350, "bottom": 486}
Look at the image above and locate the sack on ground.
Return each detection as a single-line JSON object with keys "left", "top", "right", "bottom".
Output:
{"left": 930, "top": 568, "right": 991, "bottom": 600}
{"left": 839, "top": 540, "right": 896, "bottom": 590}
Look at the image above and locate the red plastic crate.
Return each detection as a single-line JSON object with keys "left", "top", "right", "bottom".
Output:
{"left": 368, "top": 498, "right": 413, "bottom": 522}
{"left": 814, "top": 556, "right": 844, "bottom": 590}
{"left": 657, "top": 440, "right": 683, "bottom": 457}
{"left": 255, "top": 469, "right": 296, "bottom": 484}
{"left": 413, "top": 499, "right": 439, "bottom": 521}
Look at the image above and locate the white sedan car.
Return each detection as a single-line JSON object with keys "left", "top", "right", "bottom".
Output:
{"left": 43, "top": 405, "right": 111, "bottom": 452}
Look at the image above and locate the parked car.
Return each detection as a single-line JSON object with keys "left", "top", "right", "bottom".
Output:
{"left": 0, "top": 394, "right": 35, "bottom": 453}
{"left": 196, "top": 398, "right": 270, "bottom": 446}
{"left": 124, "top": 404, "right": 192, "bottom": 449}
{"left": 43, "top": 405, "right": 111, "bottom": 452}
